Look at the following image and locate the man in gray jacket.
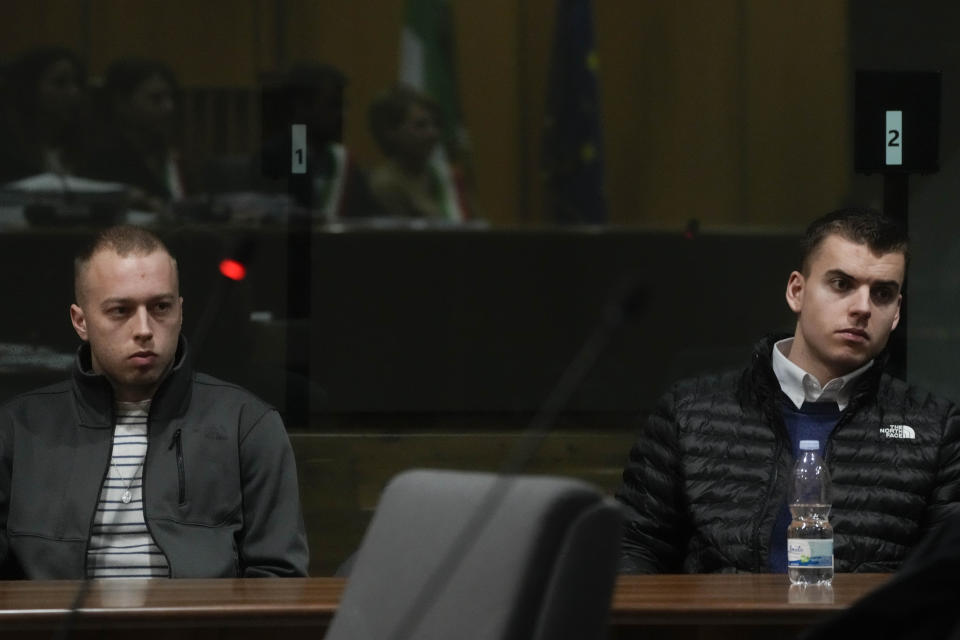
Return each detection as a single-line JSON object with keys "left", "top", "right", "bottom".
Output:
{"left": 0, "top": 225, "right": 309, "bottom": 578}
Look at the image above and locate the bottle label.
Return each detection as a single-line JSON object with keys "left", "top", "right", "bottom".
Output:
{"left": 787, "top": 539, "right": 834, "bottom": 568}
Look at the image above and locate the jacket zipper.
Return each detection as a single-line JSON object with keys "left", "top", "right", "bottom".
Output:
{"left": 753, "top": 436, "right": 784, "bottom": 571}
{"left": 746, "top": 341, "right": 871, "bottom": 573}
{"left": 754, "top": 403, "right": 852, "bottom": 571}
{"left": 168, "top": 428, "right": 185, "bottom": 504}
{"left": 141, "top": 407, "right": 172, "bottom": 577}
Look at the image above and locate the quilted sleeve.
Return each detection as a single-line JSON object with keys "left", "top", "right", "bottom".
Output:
{"left": 923, "top": 399, "right": 960, "bottom": 533}
{"left": 615, "top": 384, "right": 689, "bottom": 573}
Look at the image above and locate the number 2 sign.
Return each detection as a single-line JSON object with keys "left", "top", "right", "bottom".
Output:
{"left": 886, "top": 110, "right": 902, "bottom": 166}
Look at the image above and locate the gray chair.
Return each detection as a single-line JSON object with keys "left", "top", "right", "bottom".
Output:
{"left": 325, "top": 469, "right": 623, "bottom": 640}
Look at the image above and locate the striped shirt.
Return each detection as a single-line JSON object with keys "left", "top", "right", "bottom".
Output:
{"left": 86, "top": 400, "right": 170, "bottom": 578}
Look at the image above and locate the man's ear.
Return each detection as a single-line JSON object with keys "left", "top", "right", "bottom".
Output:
{"left": 891, "top": 293, "right": 903, "bottom": 331}
{"left": 70, "top": 304, "right": 89, "bottom": 341}
{"left": 785, "top": 271, "right": 805, "bottom": 314}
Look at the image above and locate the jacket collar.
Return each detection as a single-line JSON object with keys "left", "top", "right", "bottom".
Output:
{"left": 71, "top": 335, "right": 193, "bottom": 428}
{"left": 746, "top": 334, "right": 886, "bottom": 413}
{"left": 771, "top": 337, "right": 874, "bottom": 411}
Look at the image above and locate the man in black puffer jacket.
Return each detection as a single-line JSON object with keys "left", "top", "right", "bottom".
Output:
{"left": 616, "top": 208, "right": 960, "bottom": 574}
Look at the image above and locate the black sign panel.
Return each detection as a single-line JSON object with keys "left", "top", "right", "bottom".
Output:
{"left": 855, "top": 71, "right": 941, "bottom": 174}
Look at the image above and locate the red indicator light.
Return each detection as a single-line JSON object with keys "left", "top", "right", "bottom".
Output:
{"left": 219, "top": 259, "right": 246, "bottom": 281}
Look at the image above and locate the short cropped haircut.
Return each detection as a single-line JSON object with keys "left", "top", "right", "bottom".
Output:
{"left": 74, "top": 225, "right": 178, "bottom": 304}
{"left": 800, "top": 207, "right": 909, "bottom": 275}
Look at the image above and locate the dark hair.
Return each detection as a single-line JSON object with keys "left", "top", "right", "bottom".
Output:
{"left": 100, "top": 57, "right": 179, "bottom": 117}
{"left": 800, "top": 207, "right": 909, "bottom": 274}
{"left": 3, "top": 46, "right": 86, "bottom": 119}
{"left": 368, "top": 83, "right": 439, "bottom": 157}
{"left": 74, "top": 225, "right": 177, "bottom": 303}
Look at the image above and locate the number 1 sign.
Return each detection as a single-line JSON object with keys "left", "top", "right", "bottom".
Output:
{"left": 292, "top": 124, "right": 307, "bottom": 174}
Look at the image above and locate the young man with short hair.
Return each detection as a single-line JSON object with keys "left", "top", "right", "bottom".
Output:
{"left": 0, "top": 225, "right": 309, "bottom": 578}
{"left": 617, "top": 207, "right": 960, "bottom": 574}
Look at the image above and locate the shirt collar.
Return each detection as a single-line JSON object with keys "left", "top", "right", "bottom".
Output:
{"left": 771, "top": 338, "right": 874, "bottom": 411}
{"left": 116, "top": 399, "right": 152, "bottom": 413}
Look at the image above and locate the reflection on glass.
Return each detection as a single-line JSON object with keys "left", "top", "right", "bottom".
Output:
{"left": 99, "top": 578, "right": 151, "bottom": 608}
{"left": 788, "top": 583, "right": 835, "bottom": 605}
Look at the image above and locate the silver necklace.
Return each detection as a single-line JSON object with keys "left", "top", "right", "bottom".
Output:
{"left": 110, "top": 461, "right": 143, "bottom": 504}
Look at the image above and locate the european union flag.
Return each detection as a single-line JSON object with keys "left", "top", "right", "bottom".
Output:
{"left": 542, "top": 0, "right": 606, "bottom": 224}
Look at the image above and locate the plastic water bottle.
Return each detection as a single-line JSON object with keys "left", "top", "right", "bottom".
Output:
{"left": 787, "top": 439, "right": 833, "bottom": 585}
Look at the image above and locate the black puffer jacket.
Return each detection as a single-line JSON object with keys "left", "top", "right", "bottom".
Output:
{"left": 616, "top": 336, "right": 960, "bottom": 574}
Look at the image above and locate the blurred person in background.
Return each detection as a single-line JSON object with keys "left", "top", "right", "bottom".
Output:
{"left": 258, "top": 61, "right": 382, "bottom": 220}
{"left": 0, "top": 46, "right": 89, "bottom": 184}
{"left": 84, "top": 58, "right": 191, "bottom": 215}
{"left": 367, "top": 84, "right": 469, "bottom": 222}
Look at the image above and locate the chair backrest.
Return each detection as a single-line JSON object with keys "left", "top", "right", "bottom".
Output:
{"left": 325, "top": 469, "right": 623, "bottom": 640}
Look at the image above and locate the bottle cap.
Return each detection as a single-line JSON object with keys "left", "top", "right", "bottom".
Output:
{"left": 799, "top": 440, "right": 820, "bottom": 451}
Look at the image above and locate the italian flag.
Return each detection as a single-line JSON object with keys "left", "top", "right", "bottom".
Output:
{"left": 399, "top": 0, "right": 469, "bottom": 221}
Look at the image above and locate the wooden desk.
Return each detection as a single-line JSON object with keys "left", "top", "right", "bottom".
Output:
{"left": 0, "top": 574, "right": 891, "bottom": 639}
{"left": 609, "top": 573, "right": 891, "bottom": 639}
{"left": 0, "top": 578, "right": 341, "bottom": 639}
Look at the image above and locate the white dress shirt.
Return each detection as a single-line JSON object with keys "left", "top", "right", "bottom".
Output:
{"left": 771, "top": 338, "right": 874, "bottom": 411}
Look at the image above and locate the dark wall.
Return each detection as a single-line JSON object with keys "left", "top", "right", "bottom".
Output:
{"left": 850, "top": 1, "right": 960, "bottom": 402}
{"left": 308, "top": 230, "right": 798, "bottom": 414}
{"left": 0, "top": 228, "right": 800, "bottom": 419}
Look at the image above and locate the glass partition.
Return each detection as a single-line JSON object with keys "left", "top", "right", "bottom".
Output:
{"left": 2, "top": 1, "right": 959, "bottom": 575}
